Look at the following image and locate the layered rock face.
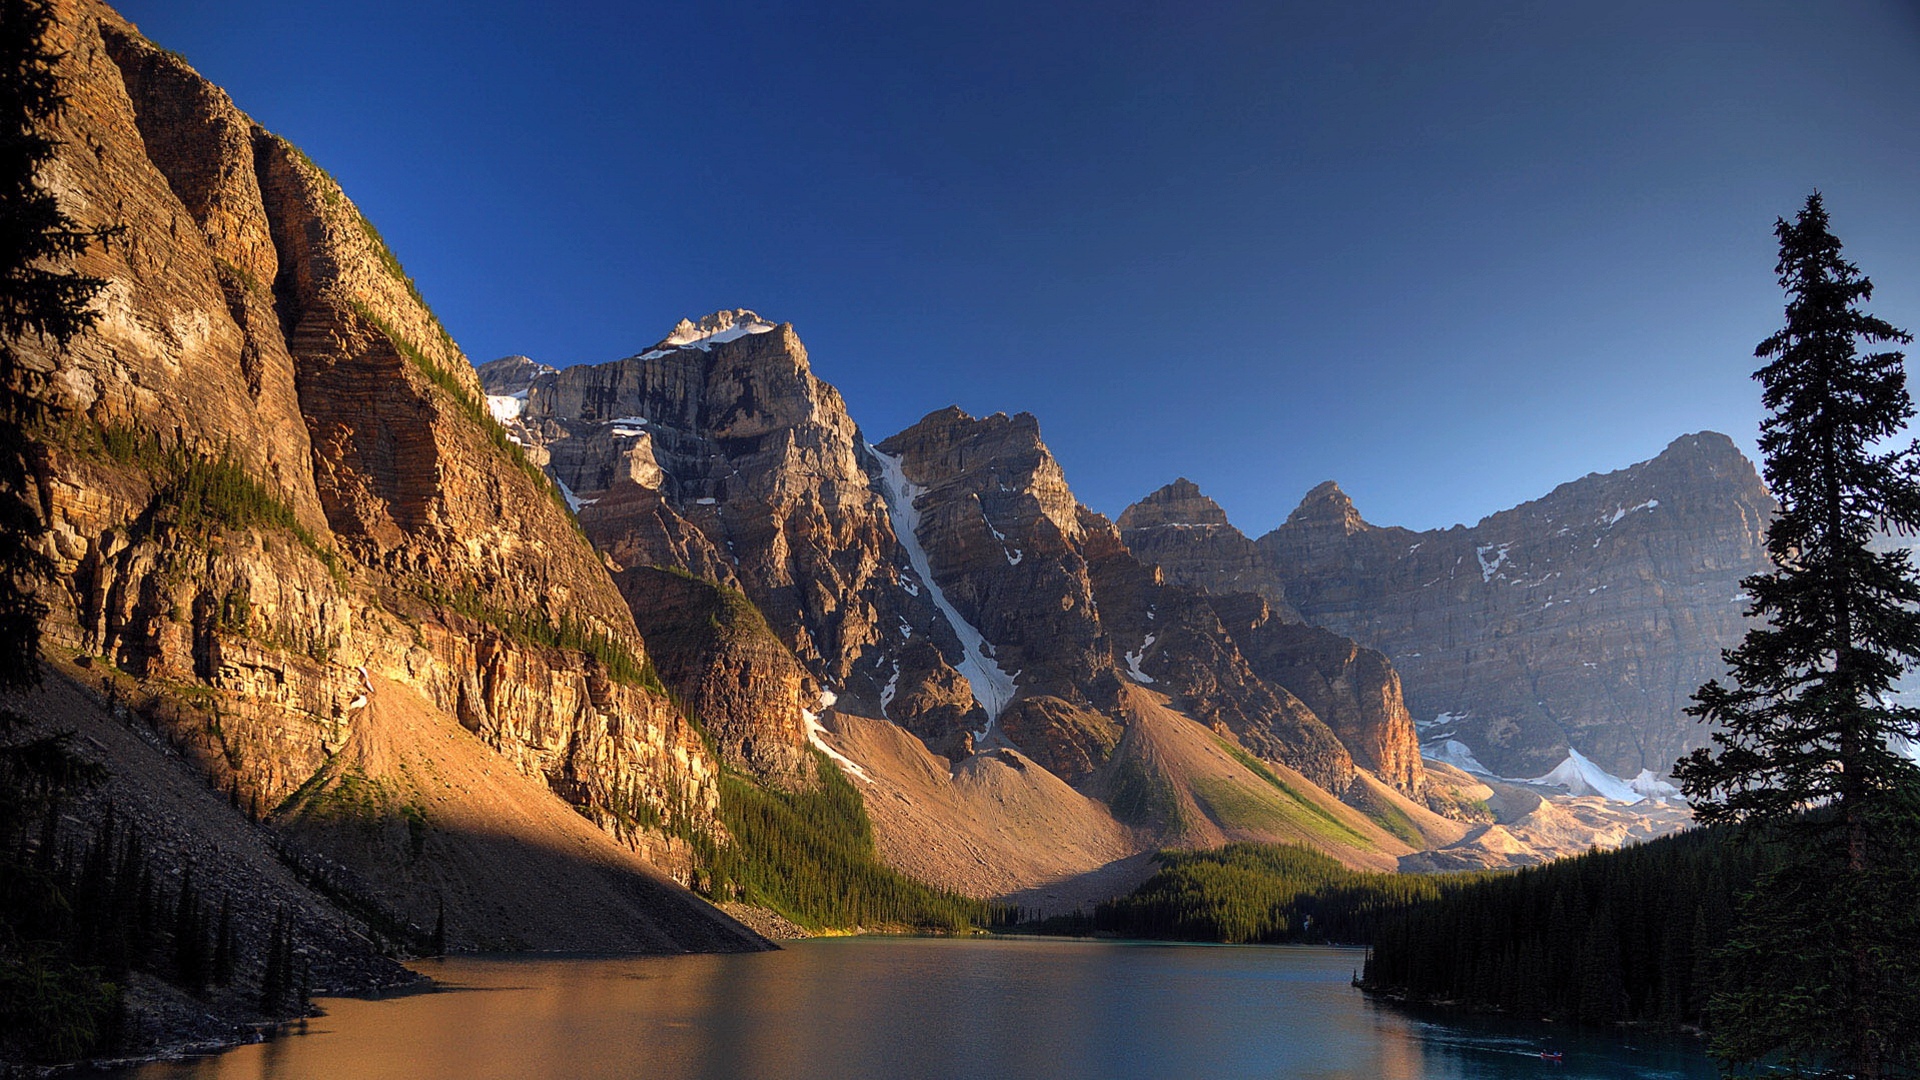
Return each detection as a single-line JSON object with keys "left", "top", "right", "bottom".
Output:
{"left": 874, "top": 408, "right": 1360, "bottom": 794}
{"left": 1132, "top": 434, "right": 1771, "bottom": 778}
{"left": 1118, "top": 479, "right": 1298, "bottom": 618}
{"left": 615, "top": 567, "right": 812, "bottom": 786}
{"left": 1261, "top": 433, "right": 1770, "bottom": 777}
{"left": 1206, "top": 594, "right": 1423, "bottom": 795}
{"left": 22, "top": 0, "right": 727, "bottom": 895}
{"left": 485, "top": 315, "right": 982, "bottom": 759}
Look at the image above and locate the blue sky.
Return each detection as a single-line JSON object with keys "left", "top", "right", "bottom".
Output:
{"left": 115, "top": 0, "right": 1920, "bottom": 532}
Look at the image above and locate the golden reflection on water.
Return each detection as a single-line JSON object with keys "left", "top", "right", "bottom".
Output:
{"left": 111, "top": 939, "right": 1709, "bottom": 1080}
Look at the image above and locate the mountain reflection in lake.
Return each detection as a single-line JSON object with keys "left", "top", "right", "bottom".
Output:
{"left": 108, "top": 937, "right": 1716, "bottom": 1080}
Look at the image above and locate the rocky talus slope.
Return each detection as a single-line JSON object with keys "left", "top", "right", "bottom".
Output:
{"left": 1123, "top": 434, "right": 1772, "bottom": 778}
{"left": 18, "top": 0, "right": 763, "bottom": 963}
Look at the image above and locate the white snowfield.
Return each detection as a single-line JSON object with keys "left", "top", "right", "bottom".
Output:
{"left": 1528, "top": 747, "right": 1648, "bottom": 804}
{"left": 635, "top": 312, "right": 779, "bottom": 360}
{"left": 486, "top": 390, "right": 527, "bottom": 423}
{"left": 1424, "top": 737, "right": 1494, "bottom": 776}
{"left": 1418, "top": 714, "right": 1679, "bottom": 805}
{"left": 554, "top": 477, "right": 594, "bottom": 512}
{"left": 664, "top": 313, "right": 777, "bottom": 348}
{"left": 870, "top": 444, "right": 1017, "bottom": 732}
{"left": 802, "top": 706, "right": 871, "bottom": 783}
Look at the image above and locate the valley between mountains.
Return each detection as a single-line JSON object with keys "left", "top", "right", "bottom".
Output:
{"left": 8, "top": 0, "right": 1766, "bottom": 1042}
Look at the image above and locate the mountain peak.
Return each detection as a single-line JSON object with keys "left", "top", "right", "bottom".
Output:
{"left": 654, "top": 309, "right": 778, "bottom": 351}
{"left": 1118, "top": 478, "right": 1232, "bottom": 530}
{"left": 1657, "top": 430, "right": 1742, "bottom": 463}
{"left": 1285, "top": 480, "right": 1367, "bottom": 533}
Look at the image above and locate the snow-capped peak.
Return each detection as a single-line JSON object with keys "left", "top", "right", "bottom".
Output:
{"left": 661, "top": 309, "right": 777, "bottom": 349}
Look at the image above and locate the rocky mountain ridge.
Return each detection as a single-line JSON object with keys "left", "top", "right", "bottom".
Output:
{"left": 1124, "top": 433, "right": 1773, "bottom": 779}
{"left": 483, "top": 312, "right": 1476, "bottom": 893}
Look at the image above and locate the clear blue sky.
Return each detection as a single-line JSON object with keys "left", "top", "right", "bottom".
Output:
{"left": 114, "top": 0, "right": 1920, "bottom": 533}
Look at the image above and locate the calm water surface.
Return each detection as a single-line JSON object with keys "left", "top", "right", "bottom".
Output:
{"left": 108, "top": 937, "right": 1716, "bottom": 1080}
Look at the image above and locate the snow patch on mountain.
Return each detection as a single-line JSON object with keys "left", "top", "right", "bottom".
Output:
{"left": 1476, "top": 542, "right": 1511, "bottom": 582}
{"left": 870, "top": 445, "right": 1017, "bottom": 730}
{"left": 1628, "top": 769, "right": 1682, "bottom": 800}
{"left": 801, "top": 706, "right": 870, "bottom": 783}
{"left": 1603, "top": 499, "right": 1661, "bottom": 527}
{"left": 880, "top": 662, "right": 901, "bottom": 719}
{"left": 1424, "top": 738, "right": 1494, "bottom": 776}
{"left": 1124, "top": 635, "right": 1157, "bottom": 684}
{"left": 555, "top": 477, "right": 594, "bottom": 512}
{"left": 1529, "top": 747, "right": 1646, "bottom": 803}
{"left": 486, "top": 391, "right": 527, "bottom": 423}
{"left": 664, "top": 311, "right": 777, "bottom": 348}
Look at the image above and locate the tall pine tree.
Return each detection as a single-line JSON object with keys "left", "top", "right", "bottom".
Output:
{"left": 1676, "top": 193, "right": 1920, "bottom": 1078}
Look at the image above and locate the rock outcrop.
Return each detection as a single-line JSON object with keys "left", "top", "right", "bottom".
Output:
{"left": 1207, "top": 594, "right": 1423, "bottom": 796}
{"left": 874, "top": 407, "right": 1360, "bottom": 794}
{"left": 615, "top": 566, "right": 812, "bottom": 786}
{"left": 20, "top": 0, "right": 748, "bottom": 947}
{"left": 492, "top": 338, "right": 1421, "bottom": 829}
{"left": 1118, "top": 479, "right": 1298, "bottom": 617}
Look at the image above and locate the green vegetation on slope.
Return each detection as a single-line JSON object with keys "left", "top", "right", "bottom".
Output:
{"left": 1212, "top": 737, "right": 1378, "bottom": 848}
{"left": 80, "top": 424, "right": 338, "bottom": 573}
{"left": 1039, "top": 842, "right": 1473, "bottom": 944}
{"left": 412, "top": 583, "right": 661, "bottom": 692}
{"left": 697, "top": 753, "right": 1007, "bottom": 933}
{"left": 348, "top": 300, "right": 575, "bottom": 520}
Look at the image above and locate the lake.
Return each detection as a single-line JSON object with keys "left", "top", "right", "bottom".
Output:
{"left": 106, "top": 937, "right": 1717, "bottom": 1080}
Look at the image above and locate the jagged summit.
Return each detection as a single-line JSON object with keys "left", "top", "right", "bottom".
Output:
{"left": 655, "top": 309, "right": 778, "bottom": 351}
{"left": 1118, "top": 478, "right": 1232, "bottom": 531}
{"left": 1662, "top": 430, "right": 1741, "bottom": 459}
{"left": 476, "top": 354, "right": 555, "bottom": 396}
{"left": 1285, "top": 480, "right": 1369, "bottom": 533}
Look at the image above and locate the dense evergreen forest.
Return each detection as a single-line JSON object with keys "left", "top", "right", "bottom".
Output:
{"left": 1358, "top": 825, "right": 1765, "bottom": 1027}
{"left": 1028, "top": 842, "right": 1477, "bottom": 944}
{"left": 1037, "top": 829, "right": 1771, "bottom": 1032}
{"left": 695, "top": 752, "right": 1010, "bottom": 933}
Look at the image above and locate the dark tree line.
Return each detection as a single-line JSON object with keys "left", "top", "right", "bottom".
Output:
{"left": 1034, "top": 843, "right": 1472, "bottom": 945}
{"left": 1, "top": 805, "right": 313, "bottom": 1060}
{"left": 1358, "top": 826, "right": 1765, "bottom": 1027}
{"left": 0, "top": 0, "right": 126, "bottom": 1062}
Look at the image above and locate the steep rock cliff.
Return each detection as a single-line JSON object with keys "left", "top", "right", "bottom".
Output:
{"left": 875, "top": 408, "right": 1358, "bottom": 793}
{"left": 19, "top": 2, "right": 738, "bottom": 935}
{"left": 1259, "top": 433, "right": 1772, "bottom": 777}
{"left": 482, "top": 314, "right": 977, "bottom": 761}
{"left": 1207, "top": 593, "right": 1424, "bottom": 796}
